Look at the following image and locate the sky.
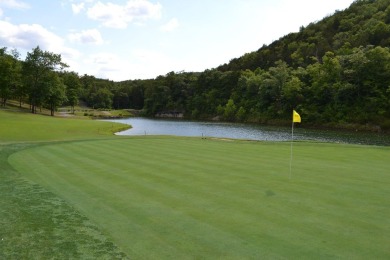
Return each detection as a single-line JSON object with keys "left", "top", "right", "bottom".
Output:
{"left": 0, "top": 0, "right": 356, "bottom": 82}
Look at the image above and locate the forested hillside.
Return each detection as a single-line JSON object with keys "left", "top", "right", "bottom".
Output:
{"left": 1, "top": 0, "right": 390, "bottom": 131}
{"left": 116, "top": 0, "right": 390, "bottom": 130}
{"left": 218, "top": 0, "right": 390, "bottom": 72}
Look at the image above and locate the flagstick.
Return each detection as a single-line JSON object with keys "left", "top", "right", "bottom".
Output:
{"left": 289, "top": 121, "right": 294, "bottom": 179}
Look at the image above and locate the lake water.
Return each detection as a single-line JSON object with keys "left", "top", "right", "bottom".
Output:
{"left": 107, "top": 117, "right": 390, "bottom": 146}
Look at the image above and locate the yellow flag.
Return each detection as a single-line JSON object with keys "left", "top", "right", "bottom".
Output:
{"left": 293, "top": 110, "right": 301, "bottom": 123}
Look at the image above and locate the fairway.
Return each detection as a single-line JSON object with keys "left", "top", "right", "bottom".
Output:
{"left": 0, "top": 109, "right": 129, "bottom": 143}
{"left": 8, "top": 136, "right": 390, "bottom": 259}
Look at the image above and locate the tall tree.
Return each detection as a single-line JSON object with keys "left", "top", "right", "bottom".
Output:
{"left": 259, "top": 61, "right": 291, "bottom": 115}
{"left": 44, "top": 72, "right": 67, "bottom": 116}
{"left": 62, "top": 71, "right": 81, "bottom": 113}
{"left": 23, "top": 46, "right": 68, "bottom": 113}
{"left": 0, "top": 48, "right": 22, "bottom": 106}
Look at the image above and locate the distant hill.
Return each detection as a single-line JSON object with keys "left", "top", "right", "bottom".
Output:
{"left": 217, "top": 0, "right": 390, "bottom": 72}
{"left": 107, "top": 0, "right": 390, "bottom": 131}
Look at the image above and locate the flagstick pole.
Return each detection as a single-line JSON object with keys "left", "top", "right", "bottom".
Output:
{"left": 289, "top": 120, "right": 294, "bottom": 179}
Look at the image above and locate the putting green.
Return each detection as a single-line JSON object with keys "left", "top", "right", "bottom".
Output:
{"left": 9, "top": 137, "right": 390, "bottom": 259}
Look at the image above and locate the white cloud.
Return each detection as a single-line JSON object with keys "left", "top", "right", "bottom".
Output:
{"left": 160, "top": 18, "right": 179, "bottom": 32}
{"left": 87, "top": 0, "right": 162, "bottom": 29}
{"left": 83, "top": 52, "right": 127, "bottom": 79}
{"left": 59, "top": 47, "right": 82, "bottom": 69}
{"left": 0, "top": 0, "right": 29, "bottom": 9}
{"left": 68, "top": 29, "right": 103, "bottom": 44}
{"left": 130, "top": 49, "right": 181, "bottom": 78}
{"left": 0, "top": 20, "right": 80, "bottom": 64}
{"left": 89, "top": 52, "right": 118, "bottom": 65}
{"left": 87, "top": 2, "right": 126, "bottom": 28}
{"left": 126, "top": 0, "right": 161, "bottom": 19}
{"left": 71, "top": 2, "right": 84, "bottom": 14}
{"left": 0, "top": 8, "right": 3, "bottom": 17}
{"left": 0, "top": 20, "right": 63, "bottom": 50}
{"left": 80, "top": 49, "right": 179, "bottom": 81}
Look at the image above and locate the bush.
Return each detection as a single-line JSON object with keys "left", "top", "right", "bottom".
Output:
{"left": 380, "top": 119, "right": 390, "bottom": 131}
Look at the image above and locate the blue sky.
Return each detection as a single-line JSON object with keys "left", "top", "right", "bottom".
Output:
{"left": 0, "top": 0, "right": 355, "bottom": 81}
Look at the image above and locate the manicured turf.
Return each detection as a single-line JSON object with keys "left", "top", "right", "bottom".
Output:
{"left": 8, "top": 136, "right": 390, "bottom": 259}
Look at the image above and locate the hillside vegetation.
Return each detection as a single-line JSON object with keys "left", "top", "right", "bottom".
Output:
{"left": 117, "top": 0, "right": 390, "bottom": 129}
{"left": 1, "top": 0, "right": 390, "bottom": 130}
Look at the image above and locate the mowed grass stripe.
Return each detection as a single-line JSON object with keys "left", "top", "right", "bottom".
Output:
{"left": 8, "top": 138, "right": 386, "bottom": 258}
{"left": 12, "top": 140, "right": 272, "bottom": 258}
{"left": 10, "top": 138, "right": 260, "bottom": 258}
{"left": 43, "top": 138, "right": 278, "bottom": 258}
{"left": 9, "top": 137, "right": 390, "bottom": 259}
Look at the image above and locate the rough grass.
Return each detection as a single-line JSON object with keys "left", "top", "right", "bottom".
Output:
{"left": 5, "top": 100, "right": 133, "bottom": 119}
{"left": 8, "top": 136, "right": 390, "bottom": 259}
{"left": 0, "top": 109, "right": 129, "bottom": 144}
{"left": 0, "top": 109, "right": 129, "bottom": 259}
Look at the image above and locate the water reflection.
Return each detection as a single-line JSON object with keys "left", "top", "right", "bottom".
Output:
{"left": 107, "top": 118, "right": 390, "bottom": 146}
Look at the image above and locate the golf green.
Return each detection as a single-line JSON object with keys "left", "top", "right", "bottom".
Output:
{"left": 8, "top": 136, "right": 390, "bottom": 259}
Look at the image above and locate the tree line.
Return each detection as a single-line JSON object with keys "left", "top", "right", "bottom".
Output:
{"left": 0, "top": 46, "right": 80, "bottom": 116}
{"left": 1, "top": 0, "right": 389, "bottom": 131}
{"left": 114, "top": 0, "right": 390, "bottom": 130}
{"left": 115, "top": 45, "right": 390, "bottom": 131}
{"left": 0, "top": 45, "right": 117, "bottom": 116}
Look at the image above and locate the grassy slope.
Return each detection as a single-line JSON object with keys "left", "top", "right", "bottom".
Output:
{"left": 8, "top": 136, "right": 390, "bottom": 259}
{"left": 0, "top": 109, "right": 129, "bottom": 144}
{"left": 0, "top": 109, "right": 129, "bottom": 259}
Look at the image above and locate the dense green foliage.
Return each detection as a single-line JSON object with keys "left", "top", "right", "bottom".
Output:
{"left": 1, "top": 0, "right": 390, "bottom": 128}
{"left": 0, "top": 48, "right": 22, "bottom": 107}
{"left": 0, "top": 46, "right": 76, "bottom": 116}
{"left": 218, "top": 0, "right": 390, "bottom": 71}
{"left": 105, "top": 0, "right": 390, "bottom": 129}
{"left": 23, "top": 46, "right": 68, "bottom": 115}
{"left": 117, "top": 0, "right": 390, "bottom": 129}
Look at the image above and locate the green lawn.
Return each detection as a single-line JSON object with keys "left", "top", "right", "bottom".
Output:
{"left": 0, "top": 109, "right": 129, "bottom": 144}
{"left": 1, "top": 109, "right": 390, "bottom": 259}
{"left": 8, "top": 136, "right": 390, "bottom": 259}
{"left": 0, "top": 109, "right": 129, "bottom": 259}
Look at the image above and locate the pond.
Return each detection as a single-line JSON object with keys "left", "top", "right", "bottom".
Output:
{"left": 106, "top": 117, "right": 390, "bottom": 146}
